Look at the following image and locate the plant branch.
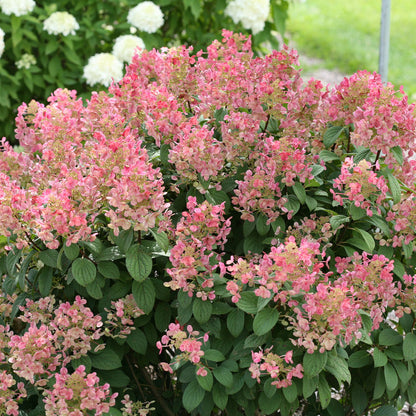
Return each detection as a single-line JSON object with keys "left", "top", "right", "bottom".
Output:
{"left": 126, "top": 354, "right": 146, "bottom": 401}
{"left": 139, "top": 366, "right": 176, "bottom": 416}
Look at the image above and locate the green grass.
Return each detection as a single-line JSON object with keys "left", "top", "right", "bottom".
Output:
{"left": 286, "top": 0, "right": 416, "bottom": 98}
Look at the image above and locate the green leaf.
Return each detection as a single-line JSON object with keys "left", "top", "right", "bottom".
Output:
{"left": 319, "top": 150, "right": 340, "bottom": 162}
{"left": 348, "top": 350, "right": 372, "bottom": 368}
{"left": 236, "top": 291, "right": 258, "bottom": 314}
{"left": 373, "top": 348, "right": 388, "bottom": 367}
{"left": 292, "top": 182, "right": 306, "bottom": 204}
{"left": 373, "top": 405, "right": 398, "bottom": 416}
{"left": 244, "top": 333, "right": 268, "bottom": 349}
{"left": 325, "top": 354, "right": 351, "bottom": 385}
{"left": 37, "top": 266, "right": 53, "bottom": 297}
{"left": 354, "top": 148, "right": 372, "bottom": 163}
{"left": 330, "top": 215, "right": 350, "bottom": 230}
{"left": 264, "top": 378, "right": 277, "bottom": 398}
{"left": 97, "top": 262, "right": 120, "bottom": 279}
{"left": 352, "top": 228, "right": 375, "bottom": 252}
{"left": 126, "top": 245, "right": 152, "bottom": 281}
{"left": 39, "top": 249, "right": 59, "bottom": 268}
{"left": 154, "top": 303, "right": 171, "bottom": 331}
{"left": 253, "top": 308, "right": 279, "bottom": 336}
{"left": 256, "top": 214, "right": 270, "bottom": 236}
{"left": 183, "top": 0, "right": 202, "bottom": 19}
{"left": 391, "top": 146, "right": 404, "bottom": 166}
{"left": 384, "top": 363, "right": 398, "bottom": 391}
{"left": 368, "top": 215, "right": 391, "bottom": 236}
{"left": 212, "top": 382, "right": 228, "bottom": 410}
{"left": 305, "top": 195, "right": 318, "bottom": 211}
{"left": 113, "top": 228, "right": 134, "bottom": 253}
{"left": 82, "top": 238, "right": 104, "bottom": 255}
{"left": 284, "top": 195, "right": 301, "bottom": 216}
{"left": 351, "top": 384, "right": 368, "bottom": 416}
{"left": 379, "top": 328, "right": 403, "bottom": 346}
{"left": 259, "top": 390, "right": 283, "bottom": 415}
{"left": 327, "top": 399, "right": 345, "bottom": 416}
{"left": 302, "top": 375, "right": 318, "bottom": 399}
{"left": 132, "top": 279, "right": 155, "bottom": 314}
{"left": 64, "top": 244, "right": 80, "bottom": 260}
{"left": 318, "top": 374, "right": 331, "bottom": 409}
{"left": 192, "top": 298, "right": 213, "bottom": 324}
{"left": 243, "top": 233, "right": 264, "bottom": 254}
{"left": 86, "top": 279, "right": 103, "bottom": 299}
{"left": 183, "top": 380, "right": 205, "bottom": 412}
{"left": 387, "top": 173, "right": 401, "bottom": 204}
{"left": 95, "top": 246, "right": 124, "bottom": 262}
{"left": 204, "top": 349, "right": 225, "bottom": 362}
{"left": 213, "top": 366, "right": 233, "bottom": 388}
{"left": 71, "top": 258, "right": 96, "bottom": 286}
{"left": 392, "top": 360, "right": 411, "bottom": 384}
{"left": 91, "top": 348, "right": 122, "bottom": 370}
{"left": 127, "top": 328, "right": 147, "bottom": 354}
{"left": 98, "top": 369, "right": 130, "bottom": 388}
{"left": 282, "top": 383, "right": 298, "bottom": 403}
{"left": 197, "top": 369, "right": 213, "bottom": 391}
{"left": 403, "top": 333, "right": 416, "bottom": 361}
{"left": 243, "top": 220, "right": 256, "bottom": 237}
{"left": 349, "top": 204, "right": 366, "bottom": 220}
{"left": 373, "top": 367, "right": 386, "bottom": 399}
{"left": 323, "top": 125, "right": 345, "bottom": 148}
{"left": 227, "top": 309, "right": 245, "bottom": 337}
{"left": 150, "top": 229, "right": 169, "bottom": 253}
{"left": 303, "top": 350, "right": 327, "bottom": 377}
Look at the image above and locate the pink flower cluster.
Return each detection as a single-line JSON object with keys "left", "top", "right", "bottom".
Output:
{"left": 0, "top": 295, "right": 123, "bottom": 415}
{"left": 0, "top": 370, "right": 27, "bottom": 416}
{"left": 386, "top": 194, "right": 416, "bottom": 248}
{"left": 335, "top": 252, "right": 399, "bottom": 329}
{"left": 6, "top": 296, "right": 103, "bottom": 385}
{"left": 105, "top": 294, "right": 144, "bottom": 337}
{"left": 249, "top": 348, "right": 303, "bottom": 389}
{"left": 331, "top": 157, "right": 389, "bottom": 216}
{"left": 222, "top": 236, "right": 325, "bottom": 304}
{"left": 43, "top": 365, "right": 117, "bottom": 416}
{"left": 1, "top": 88, "right": 170, "bottom": 249}
{"left": 326, "top": 70, "right": 416, "bottom": 187}
{"left": 166, "top": 197, "right": 231, "bottom": 300}
{"left": 156, "top": 323, "right": 209, "bottom": 376}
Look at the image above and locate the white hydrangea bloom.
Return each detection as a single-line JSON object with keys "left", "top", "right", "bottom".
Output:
{"left": 127, "top": 1, "right": 164, "bottom": 34}
{"left": 43, "top": 11, "right": 80, "bottom": 36}
{"left": 0, "top": 28, "right": 4, "bottom": 58}
{"left": 83, "top": 53, "right": 123, "bottom": 87}
{"left": 225, "top": 0, "right": 270, "bottom": 34}
{"left": 16, "top": 53, "right": 37, "bottom": 69}
{"left": 112, "top": 35, "right": 145, "bottom": 63}
{"left": 0, "top": 0, "right": 35, "bottom": 16}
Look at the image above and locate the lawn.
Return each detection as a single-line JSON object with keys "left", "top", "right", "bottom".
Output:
{"left": 286, "top": 0, "right": 416, "bottom": 99}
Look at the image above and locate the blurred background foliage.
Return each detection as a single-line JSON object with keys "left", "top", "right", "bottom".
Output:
{"left": 287, "top": 0, "right": 416, "bottom": 99}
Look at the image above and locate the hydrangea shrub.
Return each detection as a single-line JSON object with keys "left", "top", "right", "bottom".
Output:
{"left": 0, "top": 0, "right": 289, "bottom": 142}
{"left": 2, "top": 31, "right": 416, "bottom": 415}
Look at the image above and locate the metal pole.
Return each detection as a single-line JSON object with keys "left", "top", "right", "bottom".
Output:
{"left": 379, "top": 0, "right": 391, "bottom": 83}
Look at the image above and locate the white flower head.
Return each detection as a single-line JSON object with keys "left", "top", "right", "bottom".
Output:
{"left": 0, "top": 28, "right": 5, "bottom": 58}
{"left": 127, "top": 1, "right": 164, "bottom": 34}
{"left": 225, "top": 0, "right": 270, "bottom": 34}
{"left": 112, "top": 35, "right": 145, "bottom": 63}
{"left": 16, "top": 53, "right": 36, "bottom": 69}
{"left": 0, "top": 0, "right": 35, "bottom": 16}
{"left": 83, "top": 53, "right": 124, "bottom": 87}
{"left": 43, "top": 11, "right": 80, "bottom": 36}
